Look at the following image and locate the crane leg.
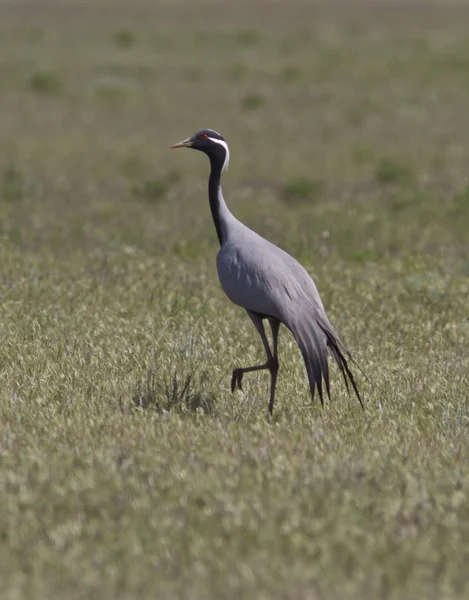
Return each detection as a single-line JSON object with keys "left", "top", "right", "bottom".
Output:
{"left": 267, "top": 318, "right": 280, "bottom": 415}
{"left": 231, "top": 312, "right": 280, "bottom": 415}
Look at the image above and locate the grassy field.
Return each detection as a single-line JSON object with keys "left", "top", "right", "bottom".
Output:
{"left": 0, "top": 1, "right": 468, "bottom": 598}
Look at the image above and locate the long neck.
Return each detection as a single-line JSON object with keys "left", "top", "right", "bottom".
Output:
{"left": 208, "top": 154, "right": 230, "bottom": 246}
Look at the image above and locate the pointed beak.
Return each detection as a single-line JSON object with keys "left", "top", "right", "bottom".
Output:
{"left": 170, "top": 138, "right": 192, "bottom": 149}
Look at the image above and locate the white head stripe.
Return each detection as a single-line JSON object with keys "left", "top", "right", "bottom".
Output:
{"left": 208, "top": 137, "right": 230, "bottom": 171}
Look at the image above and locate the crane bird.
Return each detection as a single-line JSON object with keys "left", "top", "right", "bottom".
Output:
{"left": 171, "top": 129, "right": 363, "bottom": 414}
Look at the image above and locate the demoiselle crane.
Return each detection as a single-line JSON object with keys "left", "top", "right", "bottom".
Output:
{"left": 171, "top": 129, "right": 363, "bottom": 414}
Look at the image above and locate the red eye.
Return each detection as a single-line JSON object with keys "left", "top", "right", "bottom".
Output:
{"left": 201, "top": 134, "right": 208, "bottom": 140}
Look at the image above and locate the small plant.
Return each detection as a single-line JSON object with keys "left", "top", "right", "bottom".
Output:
{"left": 452, "top": 185, "right": 469, "bottom": 211}
{"left": 29, "top": 70, "right": 61, "bottom": 94}
{"left": 389, "top": 188, "right": 422, "bottom": 213}
{"left": 131, "top": 179, "right": 168, "bottom": 203}
{"left": 447, "top": 185, "right": 469, "bottom": 229}
{"left": 132, "top": 367, "right": 216, "bottom": 414}
{"left": 375, "top": 158, "right": 413, "bottom": 185}
{"left": 229, "top": 62, "right": 247, "bottom": 81}
{"left": 1, "top": 165, "right": 26, "bottom": 202}
{"left": 235, "top": 29, "right": 260, "bottom": 46}
{"left": 352, "top": 143, "right": 374, "bottom": 165}
{"left": 113, "top": 29, "right": 136, "bottom": 49}
{"left": 281, "top": 177, "right": 324, "bottom": 204}
{"left": 131, "top": 170, "right": 179, "bottom": 202}
{"left": 132, "top": 370, "right": 158, "bottom": 410}
{"left": 281, "top": 66, "right": 301, "bottom": 82}
{"left": 240, "top": 93, "right": 265, "bottom": 111}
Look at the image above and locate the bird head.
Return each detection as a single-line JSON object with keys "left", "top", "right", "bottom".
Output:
{"left": 170, "top": 129, "right": 230, "bottom": 171}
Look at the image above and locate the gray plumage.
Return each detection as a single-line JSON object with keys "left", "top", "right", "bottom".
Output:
{"left": 171, "top": 129, "right": 363, "bottom": 414}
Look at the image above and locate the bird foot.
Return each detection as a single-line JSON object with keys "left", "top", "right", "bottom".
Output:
{"left": 231, "top": 368, "right": 243, "bottom": 393}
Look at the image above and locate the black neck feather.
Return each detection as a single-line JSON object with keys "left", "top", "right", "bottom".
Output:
{"left": 208, "top": 153, "right": 225, "bottom": 246}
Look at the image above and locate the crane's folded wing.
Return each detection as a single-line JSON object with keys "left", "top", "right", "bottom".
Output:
{"left": 216, "top": 233, "right": 325, "bottom": 323}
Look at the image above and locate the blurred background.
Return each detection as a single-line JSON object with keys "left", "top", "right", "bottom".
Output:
{"left": 1, "top": 0, "right": 468, "bottom": 264}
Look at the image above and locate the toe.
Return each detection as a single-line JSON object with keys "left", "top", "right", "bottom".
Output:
{"left": 231, "top": 369, "right": 239, "bottom": 393}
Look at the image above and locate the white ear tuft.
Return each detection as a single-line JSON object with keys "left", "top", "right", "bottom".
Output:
{"left": 208, "top": 137, "right": 230, "bottom": 172}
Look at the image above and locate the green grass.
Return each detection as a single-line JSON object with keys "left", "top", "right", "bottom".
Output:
{"left": 28, "top": 70, "right": 62, "bottom": 94}
{"left": 281, "top": 177, "right": 324, "bottom": 204}
{"left": 0, "top": 1, "right": 469, "bottom": 599}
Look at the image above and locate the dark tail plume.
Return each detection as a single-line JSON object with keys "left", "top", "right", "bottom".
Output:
{"left": 288, "top": 315, "right": 363, "bottom": 408}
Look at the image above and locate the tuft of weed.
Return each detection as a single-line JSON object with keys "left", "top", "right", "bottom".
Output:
{"left": 113, "top": 29, "right": 136, "bottom": 49}
{"left": 131, "top": 179, "right": 168, "bottom": 203}
{"left": 375, "top": 158, "right": 414, "bottom": 185}
{"left": 281, "top": 177, "right": 324, "bottom": 204}
{"left": 229, "top": 62, "right": 248, "bottom": 81}
{"left": 29, "top": 70, "right": 61, "bottom": 94}
{"left": 389, "top": 188, "right": 423, "bottom": 213}
{"left": 280, "top": 66, "right": 301, "bottom": 82}
{"left": 444, "top": 185, "right": 469, "bottom": 233}
{"left": 1, "top": 165, "right": 26, "bottom": 202}
{"left": 352, "top": 143, "right": 375, "bottom": 165}
{"left": 451, "top": 185, "right": 469, "bottom": 215}
{"left": 240, "top": 93, "right": 266, "bottom": 111}
{"left": 132, "top": 367, "right": 216, "bottom": 414}
{"left": 235, "top": 29, "right": 260, "bottom": 46}
{"left": 131, "top": 170, "right": 180, "bottom": 202}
